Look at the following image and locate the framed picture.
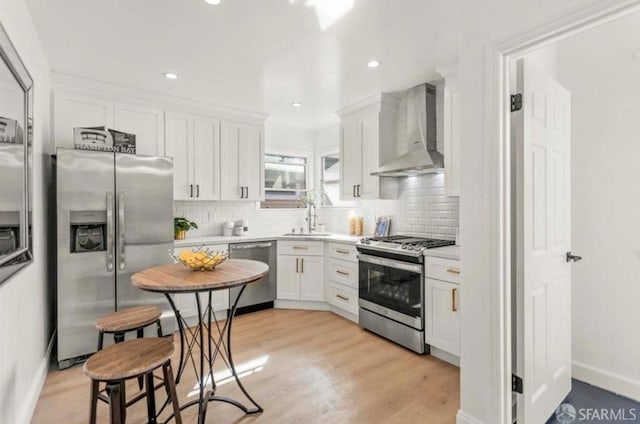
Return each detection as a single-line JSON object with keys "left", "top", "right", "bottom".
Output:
{"left": 374, "top": 216, "right": 391, "bottom": 237}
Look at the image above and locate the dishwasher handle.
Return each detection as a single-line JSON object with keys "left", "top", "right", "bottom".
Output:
{"left": 230, "top": 242, "right": 274, "bottom": 251}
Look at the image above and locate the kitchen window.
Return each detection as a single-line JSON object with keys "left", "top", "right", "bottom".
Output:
{"left": 261, "top": 153, "right": 308, "bottom": 209}
{"left": 320, "top": 153, "right": 354, "bottom": 207}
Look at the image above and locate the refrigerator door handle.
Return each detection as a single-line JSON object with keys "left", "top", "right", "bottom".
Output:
{"left": 106, "top": 191, "right": 114, "bottom": 272}
{"left": 118, "top": 191, "right": 126, "bottom": 271}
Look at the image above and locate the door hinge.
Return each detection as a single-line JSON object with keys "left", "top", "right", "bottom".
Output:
{"left": 512, "top": 374, "right": 523, "bottom": 394}
{"left": 511, "top": 94, "right": 523, "bottom": 112}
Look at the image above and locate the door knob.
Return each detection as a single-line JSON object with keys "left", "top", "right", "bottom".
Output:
{"left": 566, "top": 252, "right": 583, "bottom": 263}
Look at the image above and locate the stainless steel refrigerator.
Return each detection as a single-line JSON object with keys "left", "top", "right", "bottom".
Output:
{"left": 55, "top": 148, "right": 174, "bottom": 369}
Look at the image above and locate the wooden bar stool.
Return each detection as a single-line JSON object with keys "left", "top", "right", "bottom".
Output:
{"left": 95, "top": 305, "right": 163, "bottom": 350}
{"left": 83, "top": 338, "right": 182, "bottom": 424}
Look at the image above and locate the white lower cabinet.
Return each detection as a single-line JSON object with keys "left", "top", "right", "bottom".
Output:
{"left": 277, "top": 242, "right": 324, "bottom": 302}
{"left": 172, "top": 244, "right": 229, "bottom": 319}
{"left": 325, "top": 243, "right": 359, "bottom": 319}
{"left": 424, "top": 257, "right": 461, "bottom": 357}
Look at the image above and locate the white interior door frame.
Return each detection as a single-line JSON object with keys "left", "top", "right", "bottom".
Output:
{"left": 486, "top": 1, "right": 640, "bottom": 422}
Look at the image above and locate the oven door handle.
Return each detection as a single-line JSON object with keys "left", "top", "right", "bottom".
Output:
{"left": 357, "top": 253, "right": 423, "bottom": 274}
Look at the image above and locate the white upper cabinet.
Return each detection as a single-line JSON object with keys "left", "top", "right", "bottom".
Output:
{"left": 437, "top": 63, "right": 461, "bottom": 197}
{"left": 337, "top": 94, "right": 399, "bottom": 200}
{"left": 193, "top": 117, "right": 221, "bottom": 200}
{"left": 53, "top": 92, "right": 114, "bottom": 148}
{"left": 114, "top": 103, "right": 165, "bottom": 156}
{"left": 220, "top": 121, "right": 264, "bottom": 201}
{"left": 339, "top": 113, "right": 361, "bottom": 199}
{"left": 53, "top": 92, "right": 165, "bottom": 156}
{"left": 165, "top": 112, "right": 195, "bottom": 200}
{"left": 165, "top": 112, "right": 222, "bottom": 201}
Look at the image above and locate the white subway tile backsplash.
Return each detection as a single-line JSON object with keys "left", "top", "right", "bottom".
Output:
{"left": 175, "top": 174, "right": 459, "bottom": 241}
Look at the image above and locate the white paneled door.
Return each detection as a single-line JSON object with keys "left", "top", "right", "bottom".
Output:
{"left": 514, "top": 59, "right": 572, "bottom": 424}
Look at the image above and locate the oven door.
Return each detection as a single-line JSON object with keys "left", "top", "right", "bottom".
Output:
{"left": 358, "top": 253, "right": 424, "bottom": 329}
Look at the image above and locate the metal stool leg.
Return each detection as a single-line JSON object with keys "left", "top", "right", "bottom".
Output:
{"left": 89, "top": 379, "right": 99, "bottom": 424}
{"left": 136, "top": 328, "right": 145, "bottom": 390}
{"left": 145, "top": 372, "right": 157, "bottom": 424}
{"left": 97, "top": 332, "right": 104, "bottom": 351}
{"left": 163, "top": 361, "right": 182, "bottom": 424}
{"left": 106, "top": 382, "right": 123, "bottom": 424}
{"left": 113, "top": 332, "right": 125, "bottom": 344}
{"left": 156, "top": 319, "right": 163, "bottom": 337}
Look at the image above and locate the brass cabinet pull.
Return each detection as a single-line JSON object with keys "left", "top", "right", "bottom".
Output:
{"left": 296, "top": 258, "right": 299, "bottom": 273}
{"left": 452, "top": 288, "right": 458, "bottom": 312}
{"left": 336, "top": 249, "right": 350, "bottom": 254}
{"left": 336, "top": 294, "right": 350, "bottom": 301}
{"left": 336, "top": 270, "right": 350, "bottom": 276}
{"left": 293, "top": 246, "right": 309, "bottom": 250}
{"left": 301, "top": 257, "right": 304, "bottom": 273}
{"left": 447, "top": 268, "right": 461, "bottom": 275}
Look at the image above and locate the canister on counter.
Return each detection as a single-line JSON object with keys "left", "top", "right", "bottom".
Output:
{"left": 356, "top": 216, "right": 364, "bottom": 236}
{"left": 349, "top": 215, "right": 356, "bottom": 236}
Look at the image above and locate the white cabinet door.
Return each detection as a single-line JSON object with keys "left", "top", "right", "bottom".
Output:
{"left": 425, "top": 278, "right": 460, "bottom": 356}
{"left": 277, "top": 255, "right": 300, "bottom": 300}
{"left": 220, "top": 121, "right": 242, "bottom": 200}
{"left": 299, "top": 256, "right": 324, "bottom": 301}
{"left": 165, "top": 112, "right": 195, "bottom": 200}
{"left": 358, "top": 106, "right": 381, "bottom": 199}
{"left": 339, "top": 113, "right": 361, "bottom": 200}
{"left": 240, "top": 124, "right": 264, "bottom": 201}
{"left": 114, "top": 103, "right": 165, "bottom": 156}
{"left": 193, "top": 117, "right": 221, "bottom": 200}
{"left": 53, "top": 92, "right": 114, "bottom": 149}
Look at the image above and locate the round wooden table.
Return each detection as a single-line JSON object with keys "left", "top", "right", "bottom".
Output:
{"left": 132, "top": 259, "right": 269, "bottom": 424}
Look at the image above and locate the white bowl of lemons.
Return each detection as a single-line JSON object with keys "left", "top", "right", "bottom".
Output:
{"left": 171, "top": 247, "right": 228, "bottom": 271}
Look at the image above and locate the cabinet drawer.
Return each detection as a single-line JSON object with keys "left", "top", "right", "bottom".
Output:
{"left": 425, "top": 257, "right": 461, "bottom": 283}
{"left": 328, "top": 282, "right": 358, "bottom": 315}
{"left": 278, "top": 240, "right": 324, "bottom": 256}
{"left": 328, "top": 258, "right": 358, "bottom": 289}
{"left": 328, "top": 242, "right": 358, "bottom": 262}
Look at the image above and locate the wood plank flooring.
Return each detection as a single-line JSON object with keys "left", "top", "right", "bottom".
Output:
{"left": 32, "top": 309, "right": 459, "bottom": 423}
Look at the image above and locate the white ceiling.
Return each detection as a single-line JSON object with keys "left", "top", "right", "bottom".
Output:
{"left": 26, "top": 0, "right": 459, "bottom": 129}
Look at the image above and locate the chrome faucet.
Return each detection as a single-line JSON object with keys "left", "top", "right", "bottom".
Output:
{"left": 305, "top": 203, "right": 317, "bottom": 234}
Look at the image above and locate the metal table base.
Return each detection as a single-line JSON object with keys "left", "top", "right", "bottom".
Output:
{"left": 163, "top": 284, "right": 263, "bottom": 423}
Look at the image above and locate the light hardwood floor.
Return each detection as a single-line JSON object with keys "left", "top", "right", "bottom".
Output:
{"left": 32, "top": 309, "right": 459, "bottom": 423}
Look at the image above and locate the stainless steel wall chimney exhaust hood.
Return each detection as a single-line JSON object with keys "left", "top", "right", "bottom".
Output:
{"left": 370, "top": 82, "right": 443, "bottom": 177}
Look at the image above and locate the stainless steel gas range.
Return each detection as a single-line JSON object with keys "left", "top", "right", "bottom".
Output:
{"left": 356, "top": 235, "right": 455, "bottom": 353}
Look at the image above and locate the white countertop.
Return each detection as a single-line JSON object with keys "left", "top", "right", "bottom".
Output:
{"left": 423, "top": 245, "right": 460, "bottom": 261}
{"left": 175, "top": 233, "right": 460, "bottom": 260}
{"left": 174, "top": 233, "right": 361, "bottom": 247}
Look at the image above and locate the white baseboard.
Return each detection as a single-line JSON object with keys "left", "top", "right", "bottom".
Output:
{"left": 19, "top": 331, "right": 55, "bottom": 424}
{"left": 430, "top": 346, "right": 460, "bottom": 367}
{"left": 573, "top": 360, "right": 640, "bottom": 402}
{"left": 328, "top": 305, "right": 358, "bottom": 323}
{"left": 274, "top": 299, "right": 330, "bottom": 311}
{"left": 457, "top": 409, "right": 484, "bottom": 424}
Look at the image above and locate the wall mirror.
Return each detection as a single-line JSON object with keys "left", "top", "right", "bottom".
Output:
{"left": 0, "top": 22, "right": 34, "bottom": 284}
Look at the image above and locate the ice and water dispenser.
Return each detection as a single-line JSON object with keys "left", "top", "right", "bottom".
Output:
{"left": 69, "top": 210, "right": 107, "bottom": 253}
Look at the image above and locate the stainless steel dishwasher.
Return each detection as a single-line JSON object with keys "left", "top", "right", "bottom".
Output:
{"left": 228, "top": 240, "right": 277, "bottom": 312}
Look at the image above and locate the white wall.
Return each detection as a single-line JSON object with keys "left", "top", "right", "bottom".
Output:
{"left": 0, "top": 1, "right": 52, "bottom": 423}
{"left": 456, "top": 1, "right": 612, "bottom": 423}
{"left": 543, "top": 17, "right": 640, "bottom": 401}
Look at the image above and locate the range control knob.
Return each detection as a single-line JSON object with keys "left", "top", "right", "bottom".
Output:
{"left": 401, "top": 243, "right": 408, "bottom": 249}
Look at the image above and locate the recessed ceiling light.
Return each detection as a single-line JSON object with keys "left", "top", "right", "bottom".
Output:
{"left": 367, "top": 60, "right": 381, "bottom": 68}
{"left": 164, "top": 72, "right": 178, "bottom": 80}
{"left": 292, "top": 102, "right": 303, "bottom": 108}
{"left": 204, "top": 0, "right": 222, "bottom": 5}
